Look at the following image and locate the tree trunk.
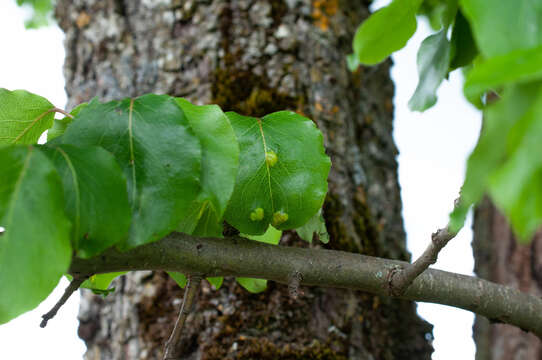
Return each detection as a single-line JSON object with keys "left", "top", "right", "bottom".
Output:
{"left": 473, "top": 198, "right": 542, "bottom": 359}
{"left": 55, "top": 0, "right": 433, "bottom": 359}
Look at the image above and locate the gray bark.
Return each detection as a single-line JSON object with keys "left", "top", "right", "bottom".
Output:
{"left": 473, "top": 198, "right": 542, "bottom": 360}
{"left": 55, "top": 0, "right": 433, "bottom": 359}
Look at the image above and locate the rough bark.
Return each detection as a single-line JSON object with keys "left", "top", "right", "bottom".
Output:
{"left": 473, "top": 198, "right": 542, "bottom": 360}
{"left": 55, "top": 0, "right": 433, "bottom": 359}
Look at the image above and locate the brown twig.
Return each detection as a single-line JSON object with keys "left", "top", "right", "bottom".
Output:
{"left": 388, "top": 227, "right": 457, "bottom": 295}
{"left": 40, "top": 275, "right": 88, "bottom": 328}
{"left": 163, "top": 274, "right": 202, "bottom": 360}
{"left": 388, "top": 197, "right": 461, "bottom": 295}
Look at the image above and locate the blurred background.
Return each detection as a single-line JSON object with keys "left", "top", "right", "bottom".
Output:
{"left": 0, "top": 1, "right": 481, "bottom": 358}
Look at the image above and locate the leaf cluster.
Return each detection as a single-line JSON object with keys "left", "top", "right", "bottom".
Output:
{"left": 352, "top": 0, "right": 542, "bottom": 242}
{"left": 0, "top": 89, "right": 331, "bottom": 323}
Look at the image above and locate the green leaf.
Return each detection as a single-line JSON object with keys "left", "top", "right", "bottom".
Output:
{"left": 0, "top": 146, "right": 71, "bottom": 324}
{"left": 175, "top": 98, "right": 239, "bottom": 237}
{"left": 40, "top": 144, "right": 131, "bottom": 258}
{"left": 353, "top": 0, "right": 423, "bottom": 65}
{"left": 168, "top": 272, "right": 187, "bottom": 288}
{"left": 450, "top": 83, "right": 542, "bottom": 232}
{"left": 16, "top": 0, "right": 54, "bottom": 28}
{"left": 207, "top": 277, "right": 223, "bottom": 289}
{"left": 61, "top": 95, "right": 202, "bottom": 248}
{"left": 460, "top": 0, "right": 542, "bottom": 57}
{"left": 237, "top": 277, "right": 267, "bottom": 293}
{"left": 487, "top": 89, "right": 542, "bottom": 241}
{"left": 463, "top": 45, "right": 542, "bottom": 106}
{"left": 0, "top": 88, "right": 55, "bottom": 144}
{"left": 243, "top": 225, "right": 282, "bottom": 245}
{"left": 408, "top": 29, "right": 451, "bottom": 111}
{"left": 79, "top": 272, "right": 126, "bottom": 296}
{"left": 295, "top": 209, "right": 329, "bottom": 244}
{"left": 47, "top": 103, "right": 88, "bottom": 142}
{"left": 419, "top": 0, "right": 458, "bottom": 29}
{"left": 224, "top": 111, "right": 331, "bottom": 235}
{"left": 449, "top": 10, "right": 478, "bottom": 70}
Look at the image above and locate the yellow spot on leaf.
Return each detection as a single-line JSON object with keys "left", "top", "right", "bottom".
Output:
{"left": 250, "top": 208, "right": 264, "bottom": 221}
{"left": 265, "top": 151, "right": 278, "bottom": 167}
{"left": 272, "top": 211, "right": 288, "bottom": 226}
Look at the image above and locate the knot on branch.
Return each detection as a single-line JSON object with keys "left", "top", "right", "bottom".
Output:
{"left": 288, "top": 271, "right": 303, "bottom": 300}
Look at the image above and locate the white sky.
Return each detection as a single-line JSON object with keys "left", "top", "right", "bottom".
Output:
{"left": 0, "top": 1, "right": 481, "bottom": 359}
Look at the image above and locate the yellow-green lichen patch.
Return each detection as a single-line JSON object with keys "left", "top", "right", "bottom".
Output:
{"left": 265, "top": 150, "right": 278, "bottom": 167}
{"left": 250, "top": 207, "right": 265, "bottom": 221}
{"left": 272, "top": 211, "right": 288, "bottom": 227}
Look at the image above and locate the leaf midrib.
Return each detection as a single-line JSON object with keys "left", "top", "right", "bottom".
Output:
{"left": 11, "top": 108, "right": 55, "bottom": 144}
{"left": 257, "top": 119, "right": 275, "bottom": 213}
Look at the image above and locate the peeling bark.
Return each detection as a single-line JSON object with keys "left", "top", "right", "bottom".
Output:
{"left": 55, "top": 0, "right": 433, "bottom": 358}
{"left": 473, "top": 198, "right": 542, "bottom": 360}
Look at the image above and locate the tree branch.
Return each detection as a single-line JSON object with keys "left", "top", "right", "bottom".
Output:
{"left": 69, "top": 232, "right": 542, "bottom": 338}
{"left": 40, "top": 275, "right": 87, "bottom": 328}
{"left": 163, "top": 275, "right": 202, "bottom": 360}
{"left": 388, "top": 226, "right": 456, "bottom": 295}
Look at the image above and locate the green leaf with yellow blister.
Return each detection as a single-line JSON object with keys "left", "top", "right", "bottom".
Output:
{"left": 224, "top": 111, "right": 330, "bottom": 235}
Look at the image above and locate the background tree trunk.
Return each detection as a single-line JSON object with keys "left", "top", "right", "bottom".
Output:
{"left": 55, "top": 0, "right": 433, "bottom": 359}
{"left": 473, "top": 198, "right": 542, "bottom": 359}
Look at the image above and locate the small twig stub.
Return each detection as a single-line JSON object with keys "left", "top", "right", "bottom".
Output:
{"left": 163, "top": 274, "right": 203, "bottom": 360}
{"left": 40, "top": 275, "right": 88, "bottom": 328}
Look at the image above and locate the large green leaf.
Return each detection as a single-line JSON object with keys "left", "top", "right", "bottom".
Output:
{"left": 224, "top": 111, "right": 331, "bottom": 235}
{"left": 47, "top": 103, "right": 88, "bottom": 142}
{"left": 409, "top": 29, "right": 451, "bottom": 111}
{"left": 0, "top": 88, "right": 55, "bottom": 145}
{"left": 0, "top": 146, "right": 71, "bottom": 324}
{"left": 450, "top": 83, "right": 542, "bottom": 232}
{"left": 353, "top": 0, "right": 423, "bottom": 65}
{"left": 460, "top": 0, "right": 542, "bottom": 57}
{"left": 488, "top": 89, "right": 542, "bottom": 241}
{"left": 61, "top": 94, "right": 202, "bottom": 248}
{"left": 175, "top": 98, "right": 239, "bottom": 237}
{"left": 40, "top": 144, "right": 131, "bottom": 258}
{"left": 464, "top": 45, "right": 542, "bottom": 106}
{"left": 449, "top": 10, "right": 478, "bottom": 70}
